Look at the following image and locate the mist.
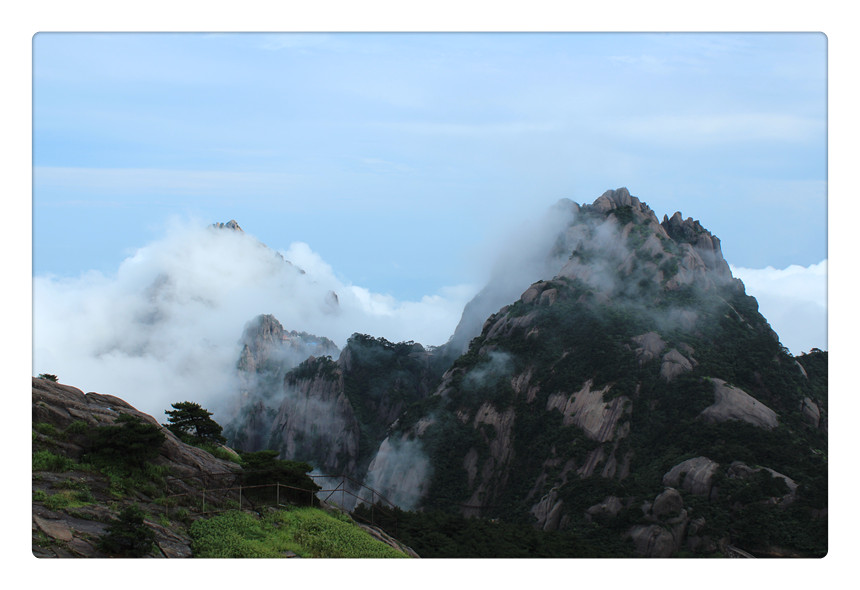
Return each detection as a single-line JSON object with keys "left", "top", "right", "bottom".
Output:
{"left": 32, "top": 217, "right": 475, "bottom": 420}
{"left": 31, "top": 206, "right": 827, "bottom": 428}
{"left": 729, "top": 260, "right": 827, "bottom": 355}
{"left": 447, "top": 199, "right": 579, "bottom": 353}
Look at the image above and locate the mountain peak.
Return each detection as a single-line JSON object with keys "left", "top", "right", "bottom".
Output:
{"left": 212, "top": 220, "right": 243, "bottom": 232}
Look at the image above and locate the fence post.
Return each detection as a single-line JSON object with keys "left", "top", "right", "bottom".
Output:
{"left": 276, "top": 483, "right": 280, "bottom": 507}
{"left": 239, "top": 485, "right": 242, "bottom": 511}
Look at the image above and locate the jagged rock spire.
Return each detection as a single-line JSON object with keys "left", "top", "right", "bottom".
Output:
{"left": 212, "top": 220, "right": 243, "bottom": 232}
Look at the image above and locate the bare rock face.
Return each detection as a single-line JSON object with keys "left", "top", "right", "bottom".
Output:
{"left": 236, "top": 314, "right": 340, "bottom": 378}
{"left": 800, "top": 397, "right": 821, "bottom": 428}
{"left": 585, "top": 495, "right": 624, "bottom": 522}
{"left": 660, "top": 211, "right": 733, "bottom": 284}
{"left": 530, "top": 487, "right": 568, "bottom": 531}
{"left": 662, "top": 456, "right": 720, "bottom": 498}
{"left": 698, "top": 378, "right": 778, "bottom": 429}
{"left": 628, "top": 487, "right": 691, "bottom": 557}
{"left": 545, "top": 380, "right": 630, "bottom": 443}
{"left": 554, "top": 187, "right": 737, "bottom": 306}
{"left": 651, "top": 487, "right": 685, "bottom": 518}
{"left": 228, "top": 315, "right": 340, "bottom": 452}
{"left": 463, "top": 402, "right": 517, "bottom": 509}
{"left": 270, "top": 369, "right": 361, "bottom": 477}
{"left": 631, "top": 332, "right": 667, "bottom": 365}
{"left": 660, "top": 348, "right": 695, "bottom": 381}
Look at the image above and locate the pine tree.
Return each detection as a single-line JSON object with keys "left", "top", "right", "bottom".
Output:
{"left": 163, "top": 401, "right": 226, "bottom": 445}
{"left": 98, "top": 504, "right": 156, "bottom": 557}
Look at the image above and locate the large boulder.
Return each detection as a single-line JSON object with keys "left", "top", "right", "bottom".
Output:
{"left": 585, "top": 495, "right": 624, "bottom": 522}
{"left": 698, "top": 378, "right": 778, "bottom": 429}
{"left": 631, "top": 332, "right": 667, "bottom": 365}
{"left": 660, "top": 349, "right": 694, "bottom": 381}
{"left": 651, "top": 488, "right": 685, "bottom": 519}
{"left": 662, "top": 456, "right": 720, "bottom": 498}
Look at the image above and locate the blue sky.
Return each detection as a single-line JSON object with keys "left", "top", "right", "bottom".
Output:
{"left": 29, "top": 31, "right": 829, "bottom": 411}
{"left": 33, "top": 32, "right": 826, "bottom": 300}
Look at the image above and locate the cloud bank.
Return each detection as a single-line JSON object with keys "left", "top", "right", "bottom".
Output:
{"left": 730, "top": 260, "right": 827, "bottom": 355}
{"left": 32, "top": 218, "right": 476, "bottom": 420}
{"left": 31, "top": 214, "right": 826, "bottom": 425}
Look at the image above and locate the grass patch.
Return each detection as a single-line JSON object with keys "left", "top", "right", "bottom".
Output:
{"left": 190, "top": 508, "right": 408, "bottom": 558}
{"left": 194, "top": 442, "right": 243, "bottom": 464}
{"left": 99, "top": 463, "right": 170, "bottom": 500}
{"left": 32, "top": 450, "right": 77, "bottom": 472}
{"left": 34, "top": 422, "right": 62, "bottom": 438}
{"left": 39, "top": 489, "right": 95, "bottom": 511}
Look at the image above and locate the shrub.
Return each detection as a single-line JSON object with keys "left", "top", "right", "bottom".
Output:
{"left": 32, "top": 449, "right": 76, "bottom": 472}
{"left": 85, "top": 414, "right": 166, "bottom": 475}
{"left": 239, "top": 450, "right": 320, "bottom": 506}
{"left": 196, "top": 442, "right": 242, "bottom": 464}
{"left": 33, "top": 422, "right": 61, "bottom": 438}
{"left": 98, "top": 505, "right": 156, "bottom": 557}
{"left": 65, "top": 420, "right": 90, "bottom": 435}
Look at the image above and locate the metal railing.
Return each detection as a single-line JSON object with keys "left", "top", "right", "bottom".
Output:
{"left": 158, "top": 473, "right": 400, "bottom": 535}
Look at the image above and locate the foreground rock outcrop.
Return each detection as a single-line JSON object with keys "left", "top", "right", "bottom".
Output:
{"left": 32, "top": 377, "right": 241, "bottom": 558}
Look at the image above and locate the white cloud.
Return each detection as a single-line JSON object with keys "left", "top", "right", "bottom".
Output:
{"left": 32, "top": 219, "right": 476, "bottom": 421}
{"left": 730, "top": 260, "right": 827, "bottom": 355}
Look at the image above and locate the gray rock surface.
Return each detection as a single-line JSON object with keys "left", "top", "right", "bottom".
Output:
{"left": 698, "top": 378, "right": 778, "bottom": 429}
{"left": 800, "top": 397, "right": 821, "bottom": 428}
{"left": 585, "top": 495, "right": 624, "bottom": 521}
{"left": 631, "top": 332, "right": 667, "bottom": 365}
{"left": 545, "top": 380, "right": 630, "bottom": 443}
{"left": 660, "top": 348, "right": 694, "bottom": 381}
{"left": 662, "top": 456, "right": 720, "bottom": 498}
{"left": 652, "top": 488, "right": 685, "bottom": 518}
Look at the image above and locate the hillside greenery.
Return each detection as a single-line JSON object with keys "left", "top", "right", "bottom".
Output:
{"left": 395, "top": 242, "right": 828, "bottom": 556}
{"left": 189, "top": 507, "right": 408, "bottom": 558}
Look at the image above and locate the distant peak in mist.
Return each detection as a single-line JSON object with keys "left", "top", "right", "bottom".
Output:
{"left": 211, "top": 219, "right": 244, "bottom": 232}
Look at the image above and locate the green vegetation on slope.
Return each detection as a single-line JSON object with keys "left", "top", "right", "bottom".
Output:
{"left": 190, "top": 507, "right": 408, "bottom": 558}
{"left": 353, "top": 505, "right": 628, "bottom": 558}
{"left": 404, "top": 252, "right": 827, "bottom": 555}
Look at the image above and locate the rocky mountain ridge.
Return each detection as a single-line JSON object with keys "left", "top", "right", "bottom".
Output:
{"left": 220, "top": 188, "right": 826, "bottom": 556}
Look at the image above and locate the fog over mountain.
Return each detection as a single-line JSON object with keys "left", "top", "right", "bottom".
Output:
{"left": 32, "top": 216, "right": 476, "bottom": 420}
{"left": 730, "top": 261, "right": 827, "bottom": 355}
{"left": 32, "top": 207, "right": 825, "bottom": 422}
